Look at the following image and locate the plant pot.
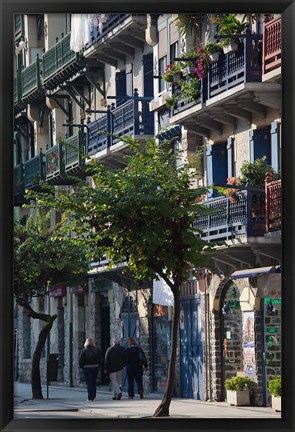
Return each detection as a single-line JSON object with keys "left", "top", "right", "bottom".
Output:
{"left": 208, "top": 52, "right": 221, "bottom": 63}
{"left": 226, "top": 390, "right": 250, "bottom": 406}
{"left": 181, "top": 65, "right": 195, "bottom": 76}
{"left": 172, "top": 72, "right": 181, "bottom": 83}
{"left": 223, "top": 42, "right": 238, "bottom": 55}
{"left": 271, "top": 395, "right": 281, "bottom": 412}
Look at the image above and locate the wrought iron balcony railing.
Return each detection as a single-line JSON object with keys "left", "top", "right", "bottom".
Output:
{"left": 21, "top": 56, "right": 42, "bottom": 98}
{"left": 45, "top": 143, "right": 65, "bottom": 183}
{"left": 64, "top": 132, "right": 86, "bottom": 175}
{"left": 42, "top": 32, "right": 81, "bottom": 85}
{"left": 194, "top": 190, "right": 266, "bottom": 242}
{"left": 208, "top": 30, "right": 262, "bottom": 99}
{"left": 84, "top": 14, "right": 130, "bottom": 51}
{"left": 262, "top": 16, "right": 281, "bottom": 76}
{"left": 24, "top": 151, "right": 45, "bottom": 189}
{"left": 87, "top": 91, "right": 154, "bottom": 155}
{"left": 266, "top": 178, "right": 281, "bottom": 232}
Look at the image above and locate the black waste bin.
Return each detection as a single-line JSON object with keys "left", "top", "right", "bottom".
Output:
{"left": 47, "top": 353, "right": 59, "bottom": 382}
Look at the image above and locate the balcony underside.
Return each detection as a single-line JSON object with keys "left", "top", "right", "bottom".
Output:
{"left": 204, "top": 241, "right": 281, "bottom": 278}
{"left": 87, "top": 134, "right": 152, "bottom": 167}
{"left": 84, "top": 15, "right": 147, "bottom": 67}
{"left": 170, "top": 82, "right": 281, "bottom": 137}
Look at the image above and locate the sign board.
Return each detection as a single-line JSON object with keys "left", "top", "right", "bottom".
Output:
{"left": 49, "top": 285, "right": 66, "bottom": 297}
{"left": 257, "top": 273, "right": 281, "bottom": 298}
{"left": 69, "top": 285, "right": 88, "bottom": 295}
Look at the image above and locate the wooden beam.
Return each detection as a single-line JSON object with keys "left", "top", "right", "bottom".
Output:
{"left": 120, "top": 34, "right": 144, "bottom": 50}
{"left": 102, "top": 48, "right": 126, "bottom": 62}
{"left": 223, "top": 105, "right": 252, "bottom": 123}
{"left": 209, "top": 112, "right": 236, "bottom": 127}
{"left": 110, "top": 42, "right": 135, "bottom": 56}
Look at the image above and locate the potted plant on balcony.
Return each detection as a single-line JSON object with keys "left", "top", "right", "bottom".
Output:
{"left": 268, "top": 375, "right": 281, "bottom": 412}
{"left": 180, "top": 48, "right": 197, "bottom": 76}
{"left": 204, "top": 42, "right": 223, "bottom": 63}
{"left": 165, "top": 93, "right": 179, "bottom": 110}
{"left": 212, "top": 14, "right": 246, "bottom": 54}
{"left": 194, "top": 47, "right": 210, "bottom": 79}
{"left": 224, "top": 375, "right": 254, "bottom": 406}
{"left": 162, "top": 62, "right": 182, "bottom": 83}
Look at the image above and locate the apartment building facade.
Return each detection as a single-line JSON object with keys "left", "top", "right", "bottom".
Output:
{"left": 14, "top": 12, "right": 281, "bottom": 405}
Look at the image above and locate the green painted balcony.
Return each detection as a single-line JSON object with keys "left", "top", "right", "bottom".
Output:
{"left": 266, "top": 178, "right": 281, "bottom": 232}
{"left": 42, "top": 32, "right": 82, "bottom": 90}
{"left": 14, "top": 163, "right": 25, "bottom": 206}
{"left": 64, "top": 132, "right": 86, "bottom": 176}
{"left": 21, "top": 55, "right": 43, "bottom": 103}
{"left": 24, "top": 151, "right": 45, "bottom": 189}
{"left": 45, "top": 143, "right": 65, "bottom": 184}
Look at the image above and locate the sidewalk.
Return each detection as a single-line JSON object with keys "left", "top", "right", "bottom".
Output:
{"left": 14, "top": 382, "right": 280, "bottom": 419}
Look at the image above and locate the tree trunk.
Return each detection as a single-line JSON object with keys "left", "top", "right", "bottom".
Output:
{"left": 153, "top": 287, "right": 180, "bottom": 417}
{"left": 20, "top": 303, "right": 57, "bottom": 399}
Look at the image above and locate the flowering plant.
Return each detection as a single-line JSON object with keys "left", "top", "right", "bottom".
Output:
{"left": 194, "top": 47, "right": 210, "bottom": 79}
{"left": 226, "top": 176, "right": 241, "bottom": 203}
{"left": 162, "top": 62, "right": 182, "bottom": 83}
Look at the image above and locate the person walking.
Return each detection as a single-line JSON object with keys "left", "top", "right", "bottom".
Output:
{"left": 104, "top": 337, "right": 127, "bottom": 400}
{"left": 79, "top": 338, "right": 101, "bottom": 402}
{"left": 126, "top": 336, "right": 148, "bottom": 400}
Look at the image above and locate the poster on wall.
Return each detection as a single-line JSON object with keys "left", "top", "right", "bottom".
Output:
{"left": 242, "top": 311, "right": 256, "bottom": 377}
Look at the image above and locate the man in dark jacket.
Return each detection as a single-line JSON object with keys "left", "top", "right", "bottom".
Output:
{"left": 104, "top": 337, "right": 127, "bottom": 400}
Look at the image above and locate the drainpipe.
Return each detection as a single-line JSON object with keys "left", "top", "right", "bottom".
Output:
{"left": 145, "top": 14, "right": 159, "bottom": 47}
{"left": 205, "top": 273, "right": 212, "bottom": 401}
{"left": 204, "top": 276, "right": 209, "bottom": 400}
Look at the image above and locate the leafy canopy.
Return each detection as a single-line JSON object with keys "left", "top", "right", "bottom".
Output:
{"left": 26, "top": 137, "right": 209, "bottom": 289}
{"left": 14, "top": 209, "right": 89, "bottom": 304}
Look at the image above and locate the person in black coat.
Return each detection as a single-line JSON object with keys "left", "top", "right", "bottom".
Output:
{"left": 126, "top": 336, "right": 148, "bottom": 399}
{"left": 79, "top": 338, "right": 101, "bottom": 402}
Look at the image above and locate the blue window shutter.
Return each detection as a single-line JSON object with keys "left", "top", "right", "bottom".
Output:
{"left": 249, "top": 129, "right": 255, "bottom": 163}
{"left": 116, "top": 71, "right": 127, "bottom": 107}
{"left": 271, "top": 121, "right": 280, "bottom": 172}
{"left": 227, "top": 137, "right": 234, "bottom": 178}
{"left": 206, "top": 144, "right": 213, "bottom": 198}
{"left": 249, "top": 127, "right": 271, "bottom": 163}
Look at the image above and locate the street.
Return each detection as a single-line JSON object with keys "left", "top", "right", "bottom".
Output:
{"left": 14, "top": 382, "right": 280, "bottom": 419}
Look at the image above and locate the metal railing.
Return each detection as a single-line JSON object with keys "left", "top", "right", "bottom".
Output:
{"left": 64, "top": 132, "right": 86, "bottom": 172}
{"left": 266, "top": 179, "right": 281, "bottom": 232}
{"left": 194, "top": 190, "right": 266, "bottom": 241}
{"left": 45, "top": 143, "right": 65, "bottom": 181}
{"left": 21, "top": 56, "right": 42, "bottom": 97}
{"left": 42, "top": 32, "right": 80, "bottom": 82}
{"left": 262, "top": 17, "right": 281, "bottom": 75}
{"left": 208, "top": 28, "right": 262, "bottom": 99}
{"left": 24, "top": 151, "right": 45, "bottom": 188}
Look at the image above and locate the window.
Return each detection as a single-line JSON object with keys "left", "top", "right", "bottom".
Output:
{"left": 158, "top": 56, "right": 167, "bottom": 93}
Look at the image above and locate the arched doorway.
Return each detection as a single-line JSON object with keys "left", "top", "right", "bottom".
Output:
{"left": 219, "top": 282, "right": 243, "bottom": 400}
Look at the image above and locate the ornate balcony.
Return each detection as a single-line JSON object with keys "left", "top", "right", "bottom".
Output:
{"left": 21, "top": 55, "right": 44, "bottom": 103}
{"left": 266, "top": 178, "right": 281, "bottom": 232}
{"left": 194, "top": 190, "right": 266, "bottom": 242}
{"left": 45, "top": 143, "right": 66, "bottom": 184}
{"left": 262, "top": 17, "right": 281, "bottom": 80}
{"left": 84, "top": 14, "right": 147, "bottom": 68}
{"left": 42, "top": 32, "right": 82, "bottom": 90}
{"left": 64, "top": 132, "right": 86, "bottom": 176}
{"left": 14, "top": 163, "right": 25, "bottom": 206}
{"left": 87, "top": 90, "right": 154, "bottom": 162}
{"left": 24, "top": 151, "right": 45, "bottom": 189}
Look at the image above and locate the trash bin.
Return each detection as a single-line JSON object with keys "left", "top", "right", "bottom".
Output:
{"left": 47, "top": 353, "right": 59, "bottom": 382}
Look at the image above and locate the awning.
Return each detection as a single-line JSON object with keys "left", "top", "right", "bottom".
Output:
{"left": 231, "top": 265, "right": 281, "bottom": 280}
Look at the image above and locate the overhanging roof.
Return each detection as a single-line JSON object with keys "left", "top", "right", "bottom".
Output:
{"left": 231, "top": 265, "right": 281, "bottom": 280}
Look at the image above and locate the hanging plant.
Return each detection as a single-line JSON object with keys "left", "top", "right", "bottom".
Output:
{"left": 194, "top": 47, "right": 210, "bottom": 79}
{"left": 162, "top": 62, "right": 182, "bottom": 83}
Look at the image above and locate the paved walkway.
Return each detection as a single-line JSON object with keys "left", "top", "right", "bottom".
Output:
{"left": 14, "top": 382, "right": 280, "bottom": 419}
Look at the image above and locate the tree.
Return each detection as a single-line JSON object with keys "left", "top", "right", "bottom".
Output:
{"left": 27, "top": 137, "right": 210, "bottom": 416}
{"left": 14, "top": 209, "right": 89, "bottom": 399}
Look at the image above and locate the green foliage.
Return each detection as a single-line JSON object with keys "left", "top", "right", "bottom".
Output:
{"left": 203, "top": 42, "right": 223, "bottom": 55}
{"left": 224, "top": 376, "right": 254, "bottom": 391}
{"left": 27, "top": 137, "right": 209, "bottom": 289}
{"left": 14, "top": 208, "right": 89, "bottom": 304}
{"left": 239, "top": 157, "right": 280, "bottom": 188}
{"left": 178, "top": 77, "right": 200, "bottom": 104}
{"left": 268, "top": 376, "right": 281, "bottom": 397}
{"left": 165, "top": 94, "right": 179, "bottom": 109}
{"left": 176, "top": 14, "right": 208, "bottom": 37}
{"left": 212, "top": 14, "right": 246, "bottom": 47}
